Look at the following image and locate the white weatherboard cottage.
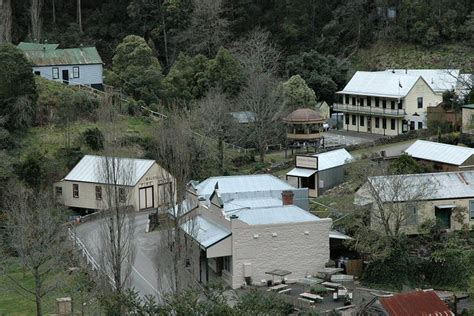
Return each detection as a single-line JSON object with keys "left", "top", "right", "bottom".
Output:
{"left": 18, "top": 42, "right": 103, "bottom": 89}
{"left": 54, "top": 155, "right": 173, "bottom": 212}
{"left": 179, "top": 174, "right": 349, "bottom": 288}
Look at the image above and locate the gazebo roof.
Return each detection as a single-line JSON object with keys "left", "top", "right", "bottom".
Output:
{"left": 284, "top": 108, "right": 324, "bottom": 123}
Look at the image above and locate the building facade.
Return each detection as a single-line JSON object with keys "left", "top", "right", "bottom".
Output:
{"left": 286, "top": 149, "right": 354, "bottom": 197}
{"left": 54, "top": 155, "right": 173, "bottom": 212}
{"left": 180, "top": 175, "right": 339, "bottom": 289}
{"left": 355, "top": 171, "right": 474, "bottom": 235}
{"left": 18, "top": 42, "right": 104, "bottom": 88}
{"left": 334, "top": 71, "right": 443, "bottom": 136}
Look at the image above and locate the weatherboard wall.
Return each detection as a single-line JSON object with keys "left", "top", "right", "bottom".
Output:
{"left": 33, "top": 63, "right": 103, "bottom": 85}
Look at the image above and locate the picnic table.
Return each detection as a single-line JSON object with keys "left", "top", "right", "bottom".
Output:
{"left": 299, "top": 292, "right": 323, "bottom": 302}
{"left": 322, "top": 281, "right": 341, "bottom": 289}
{"left": 267, "top": 284, "right": 288, "bottom": 292}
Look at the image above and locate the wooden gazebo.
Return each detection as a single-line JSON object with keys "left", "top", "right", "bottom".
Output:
{"left": 283, "top": 108, "right": 325, "bottom": 156}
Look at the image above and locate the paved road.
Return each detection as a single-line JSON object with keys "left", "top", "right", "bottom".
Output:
{"left": 75, "top": 211, "right": 172, "bottom": 301}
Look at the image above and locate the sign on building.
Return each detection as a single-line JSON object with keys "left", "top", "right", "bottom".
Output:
{"left": 295, "top": 155, "right": 318, "bottom": 170}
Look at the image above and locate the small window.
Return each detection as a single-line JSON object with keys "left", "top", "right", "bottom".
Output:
{"left": 406, "top": 205, "right": 417, "bottom": 225}
{"left": 73, "top": 66, "right": 80, "bottom": 79}
{"left": 398, "top": 100, "right": 403, "bottom": 109}
{"left": 223, "top": 256, "right": 231, "bottom": 272}
{"left": 119, "top": 188, "right": 126, "bottom": 203}
{"left": 352, "top": 115, "right": 356, "bottom": 125}
{"left": 345, "top": 95, "right": 349, "bottom": 104}
{"left": 382, "top": 118, "right": 387, "bottom": 129}
{"left": 391, "top": 100, "right": 395, "bottom": 109}
{"left": 73, "top": 184, "right": 79, "bottom": 198}
{"left": 352, "top": 97, "right": 356, "bottom": 106}
{"left": 375, "top": 97, "right": 380, "bottom": 107}
{"left": 55, "top": 186, "right": 62, "bottom": 196}
{"left": 418, "top": 122, "right": 423, "bottom": 129}
{"left": 367, "top": 97, "right": 371, "bottom": 107}
{"left": 52, "top": 67, "right": 59, "bottom": 79}
{"left": 417, "top": 97, "right": 423, "bottom": 108}
{"left": 34, "top": 71, "right": 41, "bottom": 76}
{"left": 382, "top": 99, "right": 387, "bottom": 109}
{"left": 391, "top": 119, "right": 396, "bottom": 130}
{"left": 360, "top": 115, "right": 365, "bottom": 126}
{"left": 375, "top": 117, "right": 380, "bottom": 128}
{"left": 95, "top": 186, "right": 102, "bottom": 200}
{"left": 345, "top": 115, "right": 349, "bottom": 125}
{"left": 470, "top": 201, "right": 474, "bottom": 220}
{"left": 360, "top": 98, "right": 364, "bottom": 107}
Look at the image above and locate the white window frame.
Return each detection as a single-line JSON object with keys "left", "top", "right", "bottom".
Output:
{"left": 73, "top": 66, "right": 80, "bottom": 79}
{"left": 73, "top": 183, "right": 79, "bottom": 198}
{"left": 469, "top": 201, "right": 474, "bottom": 220}
{"left": 52, "top": 67, "right": 59, "bottom": 79}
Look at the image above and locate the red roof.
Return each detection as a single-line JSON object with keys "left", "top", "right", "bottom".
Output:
{"left": 380, "top": 291, "right": 453, "bottom": 316}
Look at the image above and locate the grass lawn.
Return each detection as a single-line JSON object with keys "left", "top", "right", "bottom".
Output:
{"left": 0, "top": 258, "right": 99, "bottom": 316}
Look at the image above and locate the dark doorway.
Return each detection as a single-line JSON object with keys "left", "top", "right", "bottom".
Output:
{"left": 62, "top": 69, "right": 69, "bottom": 84}
{"left": 435, "top": 207, "right": 452, "bottom": 230}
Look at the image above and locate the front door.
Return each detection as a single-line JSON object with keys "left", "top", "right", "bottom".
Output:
{"left": 139, "top": 186, "right": 154, "bottom": 210}
{"left": 367, "top": 116, "right": 372, "bottom": 133}
{"left": 435, "top": 207, "right": 452, "bottom": 230}
{"left": 62, "top": 69, "right": 69, "bottom": 84}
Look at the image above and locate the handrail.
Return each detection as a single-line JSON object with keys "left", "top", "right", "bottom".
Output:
{"left": 68, "top": 227, "right": 116, "bottom": 289}
{"left": 333, "top": 103, "right": 405, "bottom": 117}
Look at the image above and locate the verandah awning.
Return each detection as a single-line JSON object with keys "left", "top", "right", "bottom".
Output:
{"left": 287, "top": 168, "right": 316, "bottom": 178}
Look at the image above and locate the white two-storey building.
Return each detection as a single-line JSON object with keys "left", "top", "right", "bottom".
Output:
{"left": 334, "top": 71, "right": 442, "bottom": 136}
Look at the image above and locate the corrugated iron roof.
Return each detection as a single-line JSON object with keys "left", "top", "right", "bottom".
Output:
{"left": 356, "top": 171, "right": 474, "bottom": 204}
{"left": 404, "top": 140, "right": 474, "bottom": 166}
{"left": 382, "top": 69, "right": 460, "bottom": 93}
{"left": 181, "top": 215, "right": 231, "bottom": 248}
{"left": 223, "top": 197, "right": 282, "bottom": 214}
{"left": 380, "top": 291, "right": 453, "bottom": 316}
{"left": 22, "top": 47, "right": 103, "bottom": 66}
{"left": 18, "top": 42, "right": 59, "bottom": 51}
{"left": 196, "top": 175, "right": 295, "bottom": 199}
{"left": 230, "top": 111, "right": 256, "bottom": 124}
{"left": 313, "top": 148, "right": 353, "bottom": 171}
{"left": 232, "top": 205, "right": 321, "bottom": 225}
{"left": 337, "top": 71, "right": 422, "bottom": 98}
{"left": 64, "top": 155, "right": 156, "bottom": 186}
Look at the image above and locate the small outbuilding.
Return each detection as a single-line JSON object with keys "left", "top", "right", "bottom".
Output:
{"left": 404, "top": 140, "right": 474, "bottom": 171}
{"left": 54, "top": 155, "right": 173, "bottom": 212}
{"left": 286, "top": 149, "right": 354, "bottom": 198}
{"left": 284, "top": 108, "right": 325, "bottom": 155}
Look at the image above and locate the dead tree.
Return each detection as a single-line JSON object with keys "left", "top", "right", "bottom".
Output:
{"left": 0, "top": 0, "right": 12, "bottom": 43}
{"left": 152, "top": 112, "right": 198, "bottom": 294}
{"left": 1, "top": 185, "right": 67, "bottom": 316}
{"left": 96, "top": 95, "right": 137, "bottom": 310}
{"left": 77, "top": 0, "right": 83, "bottom": 33}
{"left": 192, "top": 89, "right": 234, "bottom": 174}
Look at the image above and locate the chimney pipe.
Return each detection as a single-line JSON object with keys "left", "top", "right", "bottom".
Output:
{"left": 282, "top": 190, "right": 294, "bottom": 205}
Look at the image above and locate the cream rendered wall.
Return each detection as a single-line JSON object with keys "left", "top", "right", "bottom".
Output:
{"left": 370, "top": 198, "right": 473, "bottom": 235}
{"left": 462, "top": 108, "right": 474, "bottom": 131}
{"left": 229, "top": 218, "right": 332, "bottom": 289}
{"left": 404, "top": 78, "right": 442, "bottom": 128}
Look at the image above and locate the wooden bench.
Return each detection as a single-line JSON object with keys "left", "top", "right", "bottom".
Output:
{"left": 278, "top": 288, "right": 292, "bottom": 294}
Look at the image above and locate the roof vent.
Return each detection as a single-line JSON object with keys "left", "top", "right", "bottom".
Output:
{"left": 230, "top": 214, "right": 238, "bottom": 220}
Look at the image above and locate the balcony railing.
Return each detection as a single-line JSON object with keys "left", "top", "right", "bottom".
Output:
{"left": 333, "top": 103, "right": 405, "bottom": 117}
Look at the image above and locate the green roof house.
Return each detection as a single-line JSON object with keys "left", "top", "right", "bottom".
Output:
{"left": 18, "top": 42, "right": 103, "bottom": 89}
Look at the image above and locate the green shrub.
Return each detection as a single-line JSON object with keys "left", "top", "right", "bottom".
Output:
{"left": 310, "top": 284, "right": 329, "bottom": 294}
{"left": 82, "top": 128, "right": 104, "bottom": 151}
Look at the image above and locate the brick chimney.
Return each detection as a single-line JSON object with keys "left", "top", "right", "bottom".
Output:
{"left": 281, "top": 190, "right": 294, "bottom": 205}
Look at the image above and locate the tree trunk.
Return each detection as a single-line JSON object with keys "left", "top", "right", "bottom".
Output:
{"left": 77, "top": 0, "right": 83, "bottom": 33}
{"left": 34, "top": 268, "right": 42, "bottom": 316}
{"left": 159, "top": 2, "right": 169, "bottom": 68}
{"left": 218, "top": 136, "right": 224, "bottom": 173}
{"left": 0, "top": 0, "right": 12, "bottom": 43}
{"left": 52, "top": 0, "right": 55, "bottom": 25}
{"left": 30, "top": 0, "right": 44, "bottom": 42}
